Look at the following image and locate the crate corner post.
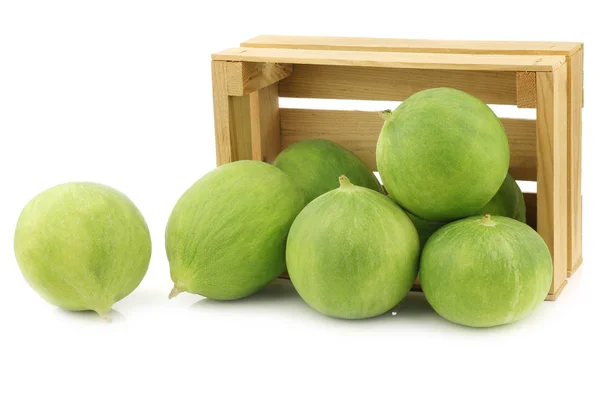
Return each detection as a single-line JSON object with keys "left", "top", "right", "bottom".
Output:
{"left": 536, "top": 61, "right": 569, "bottom": 300}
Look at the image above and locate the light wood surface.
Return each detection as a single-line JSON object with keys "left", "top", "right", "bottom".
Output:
{"left": 567, "top": 49, "right": 583, "bottom": 276}
{"left": 250, "top": 83, "right": 281, "bottom": 163}
{"left": 516, "top": 71, "right": 537, "bottom": 108}
{"left": 242, "top": 35, "right": 582, "bottom": 56}
{"left": 536, "top": 65, "right": 568, "bottom": 295}
{"left": 280, "top": 108, "right": 537, "bottom": 181}
{"left": 211, "top": 61, "right": 252, "bottom": 165}
{"left": 226, "top": 62, "right": 292, "bottom": 96}
{"left": 213, "top": 48, "right": 565, "bottom": 72}
{"left": 279, "top": 64, "right": 517, "bottom": 104}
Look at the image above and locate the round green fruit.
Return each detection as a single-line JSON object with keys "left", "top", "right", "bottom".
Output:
{"left": 406, "top": 211, "right": 447, "bottom": 251}
{"left": 286, "top": 176, "right": 419, "bottom": 319}
{"left": 166, "top": 160, "right": 305, "bottom": 300}
{"left": 477, "top": 174, "right": 526, "bottom": 222}
{"left": 274, "top": 139, "right": 383, "bottom": 202}
{"left": 14, "top": 183, "right": 151, "bottom": 318}
{"left": 376, "top": 87, "right": 510, "bottom": 221}
{"left": 420, "top": 214, "right": 552, "bottom": 328}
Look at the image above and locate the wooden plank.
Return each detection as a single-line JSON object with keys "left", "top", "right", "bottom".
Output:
{"left": 536, "top": 65, "right": 568, "bottom": 295}
{"left": 249, "top": 83, "right": 281, "bottom": 163}
{"left": 226, "top": 62, "right": 292, "bottom": 96}
{"left": 516, "top": 71, "right": 537, "bottom": 108}
{"left": 279, "top": 64, "right": 517, "bottom": 105}
{"left": 213, "top": 48, "right": 565, "bottom": 72}
{"left": 567, "top": 49, "right": 583, "bottom": 276}
{"left": 242, "top": 35, "right": 582, "bottom": 56}
{"left": 211, "top": 61, "right": 253, "bottom": 165}
{"left": 280, "top": 109, "right": 537, "bottom": 181}
{"left": 524, "top": 192, "right": 538, "bottom": 230}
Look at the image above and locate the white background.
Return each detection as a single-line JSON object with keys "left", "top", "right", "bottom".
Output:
{"left": 0, "top": 1, "right": 597, "bottom": 399}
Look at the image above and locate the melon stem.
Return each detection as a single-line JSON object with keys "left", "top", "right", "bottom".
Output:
{"left": 168, "top": 286, "right": 182, "bottom": 299}
{"left": 378, "top": 109, "right": 393, "bottom": 122}
{"left": 338, "top": 175, "right": 354, "bottom": 189}
{"left": 482, "top": 213, "right": 495, "bottom": 226}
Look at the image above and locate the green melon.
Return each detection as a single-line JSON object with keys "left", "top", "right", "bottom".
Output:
{"left": 286, "top": 176, "right": 419, "bottom": 319}
{"left": 274, "top": 139, "right": 384, "bottom": 202}
{"left": 166, "top": 160, "right": 305, "bottom": 300}
{"left": 477, "top": 174, "right": 526, "bottom": 222}
{"left": 14, "top": 183, "right": 151, "bottom": 318}
{"left": 406, "top": 211, "right": 447, "bottom": 251}
{"left": 377, "top": 88, "right": 510, "bottom": 221}
{"left": 420, "top": 214, "right": 552, "bottom": 328}
{"left": 407, "top": 174, "right": 526, "bottom": 250}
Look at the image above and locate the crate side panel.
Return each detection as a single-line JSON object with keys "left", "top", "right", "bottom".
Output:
{"left": 242, "top": 36, "right": 582, "bottom": 56}
{"left": 279, "top": 65, "right": 517, "bottom": 105}
{"left": 280, "top": 109, "right": 536, "bottom": 181}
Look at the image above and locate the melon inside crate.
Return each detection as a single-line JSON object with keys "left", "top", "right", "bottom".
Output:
{"left": 211, "top": 35, "right": 584, "bottom": 300}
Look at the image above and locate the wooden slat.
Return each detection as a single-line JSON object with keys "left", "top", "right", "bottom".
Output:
{"left": 524, "top": 192, "right": 538, "bottom": 230}
{"left": 516, "top": 71, "right": 537, "bottom": 108}
{"left": 280, "top": 109, "right": 537, "bottom": 181}
{"left": 249, "top": 83, "right": 281, "bottom": 163}
{"left": 567, "top": 49, "right": 583, "bottom": 276}
{"left": 279, "top": 64, "right": 517, "bottom": 105}
{"left": 536, "top": 65, "right": 568, "bottom": 295}
{"left": 242, "top": 35, "right": 582, "bottom": 56}
{"left": 213, "top": 48, "right": 565, "bottom": 72}
{"left": 225, "top": 62, "right": 292, "bottom": 96}
{"left": 211, "top": 61, "right": 253, "bottom": 165}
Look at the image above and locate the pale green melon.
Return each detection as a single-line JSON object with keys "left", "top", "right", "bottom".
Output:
{"left": 406, "top": 211, "right": 447, "bottom": 251}
{"left": 377, "top": 88, "right": 510, "bottom": 221}
{"left": 274, "top": 139, "right": 383, "bottom": 202}
{"left": 286, "top": 176, "right": 419, "bottom": 319}
{"left": 14, "top": 183, "right": 151, "bottom": 318}
{"left": 408, "top": 174, "right": 526, "bottom": 250}
{"left": 166, "top": 160, "right": 305, "bottom": 300}
{"left": 477, "top": 174, "right": 526, "bottom": 222}
{"left": 420, "top": 215, "right": 552, "bottom": 328}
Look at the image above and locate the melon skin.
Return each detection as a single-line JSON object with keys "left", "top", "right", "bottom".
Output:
{"left": 274, "top": 139, "right": 384, "bottom": 202}
{"left": 477, "top": 173, "right": 526, "bottom": 223}
{"left": 14, "top": 183, "right": 152, "bottom": 317}
{"left": 406, "top": 211, "right": 447, "bottom": 251}
{"left": 286, "top": 176, "right": 419, "bottom": 319}
{"left": 376, "top": 87, "right": 510, "bottom": 221}
{"left": 166, "top": 160, "right": 306, "bottom": 300}
{"left": 408, "top": 174, "right": 526, "bottom": 249}
{"left": 420, "top": 215, "right": 552, "bottom": 328}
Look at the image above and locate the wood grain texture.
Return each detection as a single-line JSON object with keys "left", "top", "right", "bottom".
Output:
{"left": 536, "top": 65, "right": 568, "bottom": 295}
{"left": 516, "top": 71, "right": 537, "bottom": 108}
{"left": 226, "top": 62, "right": 292, "bottom": 96}
{"left": 211, "top": 61, "right": 253, "bottom": 165}
{"left": 280, "top": 108, "right": 537, "bottom": 181}
{"left": 279, "top": 64, "right": 517, "bottom": 104}
{"left": 212, "top": 61, "right": 233, "bottom": 165}
{"left": 250, "top": 83, "right": 281, "bottom": 163}
{"left": 242, "top": 35, "right": 582, "bottom": 56}
{"left": 213, "top": 48, "right": 565, "bottom": 72}
{"left": 567, "top": 49, "right": 583, "bottom": 275}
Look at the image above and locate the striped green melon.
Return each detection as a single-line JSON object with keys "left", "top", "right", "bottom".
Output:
{"left": 420, "top": 214, "right": 552, "bottom": 328}
{"left": 14, "top": 183, "right": 151, "bottom": 318}
{"left": 477, "top": 173, "right": 526, "bottom": 222}
{"left": 286, "top": 176, "right": 419, "bottom": 319}
{"left": 274, "top": 139, "right": 383, "bottom": 202}
{"left": 408, "top": 174, "right": 526, "bottom": 250}
{"left": 166, "top": 160, "right": 305, "bottom": 300}
{"left": 377, "top": 88, "right": 510, "bottom": 221}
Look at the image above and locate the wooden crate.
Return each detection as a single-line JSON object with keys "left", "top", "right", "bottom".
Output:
{"left": 211, "top": 35, "right": 584, "bottom": 300}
